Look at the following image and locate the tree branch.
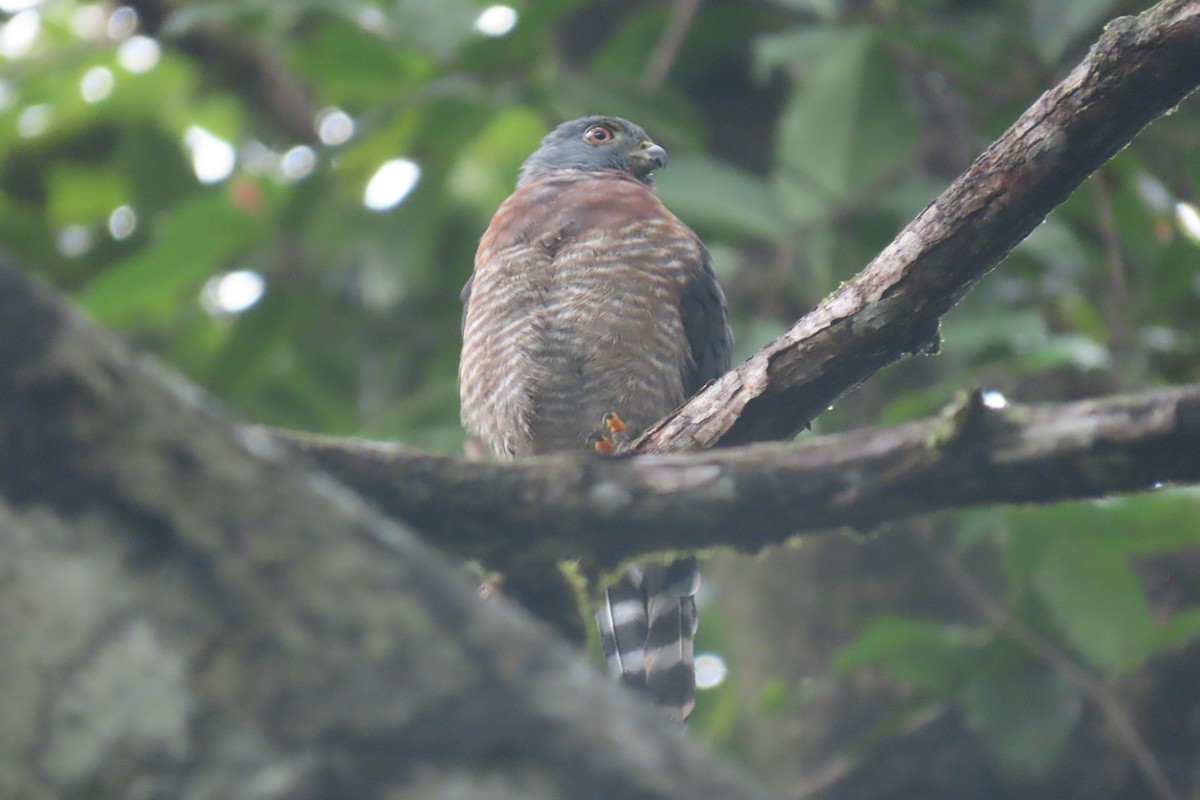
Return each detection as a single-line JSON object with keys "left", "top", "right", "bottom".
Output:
{"left": 0, "top": 262, "right": 772, "bottom": 799}
{"left": 922, "top": 533, "right": 1182, "bottom": 800}
{"left": 635, "top": 0, "right": 1200, "bottom": 453}
{"left": 262, "top": 0, "right": 1200, "bottom": 580}
{"left": 130, "top": 0, "right": 318, "bottom": 143}
{"left": 279, "top": 384, "right": 1200, "bottom": 575}
{"left": 642, "top": 0, "right": 702, "bottom": 91}
{"left": 5, "top": 2, "right": 1199, "bottom": 794}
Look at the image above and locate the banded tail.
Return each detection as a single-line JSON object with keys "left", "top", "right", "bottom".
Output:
{"left": 595, "top": 556, "right": 700, "bottom": 723}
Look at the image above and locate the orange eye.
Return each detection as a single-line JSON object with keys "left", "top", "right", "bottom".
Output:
{"left": 583, "top": 125, "right": 615, "bottom": 144}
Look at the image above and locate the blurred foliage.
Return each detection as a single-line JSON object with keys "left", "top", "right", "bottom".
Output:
{"left": 3, "top": 0, "right": 1200, "bottom": 792}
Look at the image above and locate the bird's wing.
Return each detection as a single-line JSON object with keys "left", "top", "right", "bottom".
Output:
{"left": 679, "top": 244, "right": 733, "bottom": 396}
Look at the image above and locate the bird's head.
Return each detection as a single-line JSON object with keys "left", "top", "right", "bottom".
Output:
{"left": 517, "top": 116, "right": 668, "bottom": 187}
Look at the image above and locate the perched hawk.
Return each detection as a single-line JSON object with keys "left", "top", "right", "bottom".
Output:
{"left": 459, "top": 116, "right": 732, "bottom": 722}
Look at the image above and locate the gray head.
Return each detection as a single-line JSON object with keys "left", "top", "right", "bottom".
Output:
{"left": 517, "top": 116, "right": 668, "bottom": 187}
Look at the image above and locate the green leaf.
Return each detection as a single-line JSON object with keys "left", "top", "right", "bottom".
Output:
{"left": 46, "top": 165, "right": 129, "bottom": 226}
{"left": 960, "top": 647, "right": 1082, "bottom": 778}
{"left": 1033, "top": 538, "right": 1155, "bottom": 672}
{"left": 774, "top": 27, "right": 918, "bottom": 201}
{"left": 795, "top": 219, "right": 837, "bottom": 293}
{"left": 656, "top": 155, "right": 789, "bottom": 242}
{"left": 390, "top": 0, "right": 485, "bottom": 59}
{"left": 1006, "top": 492, "right": 1200, "bottom": 672}
{"left": 78, "top": 191, "right": 264, "bottom": 326}
{"left": 757, "top": 677, "right": 795, "bottom": 717}
{"left": 1007, "top": 493, "right": 1200, "bottom": 574}
{"left": 589, "top": 5, "right": 667, "bottom": 80}
{"left": 1157, "top": 609, "right": 1200, "bottom": 654}
{"left": 1015, "top": 214, "right": 1093, "bottom": 275}
{"left": 954, "top": 508, "right": 1010, "bottom": 552}
{"left": 446, "top": 107, "right": 546, "bottom": 213}
{"left": 939, "top": 308, "right": 1049, "bottom": 361}
{"left": 292, "top": 17, "right": 437, "bottom": 103}
{"left": 1022, "top": 333, "right": 1111, "bottom": 372}
{"left": 160, "top": 1, "right": 272, "bottom": 34}
{"left": 772, "top": 171, "right": 829, "bottom": 228}
{"left": 834, "top": 615, "right": 988, "bottom": 694}
{"left": 754, "top": 27, "right": 854, "bottom": 80}
{"left": 759, "top": 0, "right": 839, "bottom": 23}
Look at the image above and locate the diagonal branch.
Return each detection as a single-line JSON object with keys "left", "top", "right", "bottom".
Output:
{"left": 256, "top": 0, "right": 1200, "bottom": 581}
{"left": 635, "top": 0, "right": 1200, "bottom": 453}
{"left": 279, "top": 384, "right": 1200, "bottom": 575}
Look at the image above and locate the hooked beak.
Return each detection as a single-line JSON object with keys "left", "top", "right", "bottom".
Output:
{"left": 629, "top": 140, "right": 668, "bottom": 177}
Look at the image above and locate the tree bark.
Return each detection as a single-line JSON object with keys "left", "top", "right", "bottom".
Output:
{"left": 636, "top": 0, "right": 1200, "bottom": 452}
{"left": 0, "top": 263, "right": 772, "bottom": 800}
{"left": 257, "top": 0, "right": 1200, "bottom": 589}
{"left": 3, "top": 1, "right": 1200, "bottom": 797}
{"left": 278, "top": 384, "right": 1200, "bottom": 576}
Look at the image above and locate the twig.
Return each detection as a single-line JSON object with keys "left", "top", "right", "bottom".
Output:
{"left": 923, "top": 534, "right": 1181, "bottom": 800}
{"left": 128, "top": 0, "right": 318, "bottom": 143}
{"left": 1093, "top": 169, "right": 1134, "bottom": 373}
{"left": 642, "top": 0, "right": 702, "bottom": 91}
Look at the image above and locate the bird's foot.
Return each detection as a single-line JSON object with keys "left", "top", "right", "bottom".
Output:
{"left": 477, "top": 571, "right": 505, "bottom": 600}
{"left": 587, "top": 411, "right": 628, "bottom": 454}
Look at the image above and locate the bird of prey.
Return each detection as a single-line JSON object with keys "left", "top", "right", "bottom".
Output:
{"left": 459, "top": 115, "right": 732, "bottom": 723}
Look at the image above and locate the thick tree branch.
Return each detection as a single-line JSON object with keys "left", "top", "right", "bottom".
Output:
{"left": 261, "top": 0, "right": 1200, "bottom": 582}
{"left": 280, "top": 384, "right": 1200, "bottom": 576}
{"left": 0, "top": 262, "right": 772, "bottom": 799}
{"left": 636, "top": 0, "right": 1200, "bottom": 453}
